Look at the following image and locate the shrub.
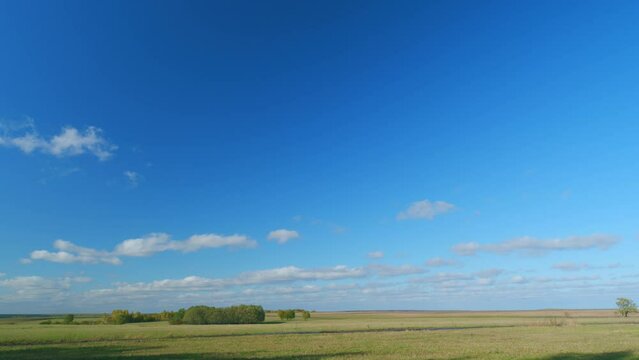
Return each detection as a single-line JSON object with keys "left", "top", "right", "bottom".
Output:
{"left": 546, "top": 317, "right": 566, "bottom": 327}
{"left": 63, "top": 314, "right": 74, "bottom": 324}
{"left": 277, "top": 309, "right": 296, "bottom": 321}
{"left": 39, "top": 320, "right": 52, "bottom": 325}
{"left": 302, "top": 311, "right": 311, "bottom": 320}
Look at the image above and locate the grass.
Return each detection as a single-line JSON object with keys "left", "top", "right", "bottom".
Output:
{"left": 1, "top": 310, "right": 639, "bottom": 359}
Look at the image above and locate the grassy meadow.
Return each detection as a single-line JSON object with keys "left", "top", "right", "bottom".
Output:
{"left": 1, "top": 310, "right": 639, "bottom": 359}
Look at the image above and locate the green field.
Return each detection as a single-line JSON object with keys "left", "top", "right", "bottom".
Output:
{"left": 2, "top": 310, "right": 639, "bottom": 359}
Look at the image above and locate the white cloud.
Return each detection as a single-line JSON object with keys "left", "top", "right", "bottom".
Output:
{"left": 425, "top": 257, "right": 457, "bottom": 267}
{"left": 397, "top": 199, "right": 454, "bottom": 220}
{"left": 30, "top": 240, "right": 121, "bottom": 265}
{"left": 49, "top": 127, "right": 115, "bottom": 160}
{"left": 368, "top": 251, "right": 384, "bottom": 259}
{"left": 88, "top": 265, "right": 368, "bottom": 297}
{"left": 453, "top": 234, "right": 618, "bottom": 256}
{"left": 124, "top": 171, "right": 140, "bottom": 187}
{"left": 0, "top": 124, "right": 117, "bottom": 161}
{"left": 267, "top": 229, "right": 299, "bottom": 244}
{"left": 28, "top": 233, "right": 256, "bottom": 265}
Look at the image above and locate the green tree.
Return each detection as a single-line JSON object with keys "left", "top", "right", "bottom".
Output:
{"left": 277, "top": 309, "right": 295, "bottom": 321}
{"left": 63, "top": 314, "right": 74, "bottom": 324}
{"left": 178, "top": 305, "right": 265, "bottom": 325}
{"left": 616, "top": 297, "right": 638, "bottom": 317}
{"left": 302, "top": 311, "right": 311, "bottom": 320}
{"left": 169, "top": 308, "right": 186, "bottom": 324}
{"left": 110, "top": 309, "right": 133, "bottom": 324}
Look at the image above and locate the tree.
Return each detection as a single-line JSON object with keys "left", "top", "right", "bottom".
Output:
{"left": 278, "top": 309, "right": 295, "bottom": 321}
{"left": 302, "top": 311, "right": 311, "bottom": 320}
{"left": 616, "top": 297, "right": 637, "bottom": 317}
{"left": 169, "top": 308, "right": 186, "bottom": 325}
{"left": 63, "top": 314, "right": 74, "bottom": 324}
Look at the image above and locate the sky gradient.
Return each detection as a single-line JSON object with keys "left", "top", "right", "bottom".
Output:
{"left": 1, "top": 0, "right": 639, "bottom": 313}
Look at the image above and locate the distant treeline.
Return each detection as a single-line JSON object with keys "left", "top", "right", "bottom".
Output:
{"left": 38, "top": 305, "right": 314, "bottom": 326}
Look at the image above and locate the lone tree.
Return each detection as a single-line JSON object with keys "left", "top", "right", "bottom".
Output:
{"left": 63, "top": 314, "right": 74, "bottom": 324}
{"left": 616, "top": 297, "right": 637, "bottom": 317}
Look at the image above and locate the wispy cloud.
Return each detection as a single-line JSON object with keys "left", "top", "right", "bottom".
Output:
{"left": 368, "top": 251, "right": 384, "bottom": 259}
{"left": 267, "top": 229, "right": 299, "bottom": 244}
{"left": 0, "top": 122, "right": 117, "bottom": 160}
{"left": 553, "top": 262, "right": 591, "bottom": 272}
{"left": 397, "top": 199, "right": 454, "bottom": 220}
{"left": 452, "top": 234, "right": 618, "bottom": 256}
{"left": 27, "top": 233, "right": 256, "bottom": 265}
{"left": 124, "top": 170, "right": 140, "bottom": 187}
{"left": 0, "top": 275, "right": 90, "bottom": 302}
{"left": 86, "top": 263, "right": 427, "bottom": 302}
{"left": 413, "top": 268, "right": 502, "bottom": 286}
{"left": 367, "top": 264, "right": 425, "bottom": 277}
{"left": 552, "top": 261, "right": 621, "bottom": 272}
{"left": 4, "top": 265, "right": 637, "bottom": 312}
{"left": 425, "top": 257, "right": 458, "bottom": 267}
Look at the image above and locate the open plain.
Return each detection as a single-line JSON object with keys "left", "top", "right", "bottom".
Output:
{"left": 2, "top": 310, "right": 639, "bottom": 359}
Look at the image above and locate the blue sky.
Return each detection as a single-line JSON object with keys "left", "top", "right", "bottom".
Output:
{"left": 1, "top": 0, "right": 639, "bottom": 313}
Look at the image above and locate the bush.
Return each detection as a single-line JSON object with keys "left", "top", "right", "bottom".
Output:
{"left": 179, "top": 305, "right": 265, "bottom": 325}
{"left": 277, "top": 309, "right": 296, "bottom": 321}
{"left": 63, "top": 314, "right": 74, "bottom": 324}
{"left": 39, "top": 320, "right": 52, "bottom": 325}
{"left": 302, "top": 311, "right": 311, "bottom": 320}
{"left": 104, "top": 310, "right": 161, "bottom": 325}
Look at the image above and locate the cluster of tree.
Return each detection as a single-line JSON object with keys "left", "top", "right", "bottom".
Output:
{"left": 170, "top": 305, "right": 266, "bottom": 325}
{"left": 616, "top": 297, "right": 638, "bottom": 317}
{"left": 277, "top": 309, "right": 311, "bottom": 321}
{"left": 103, "top": 310, "right": 163, "bottom": 325}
